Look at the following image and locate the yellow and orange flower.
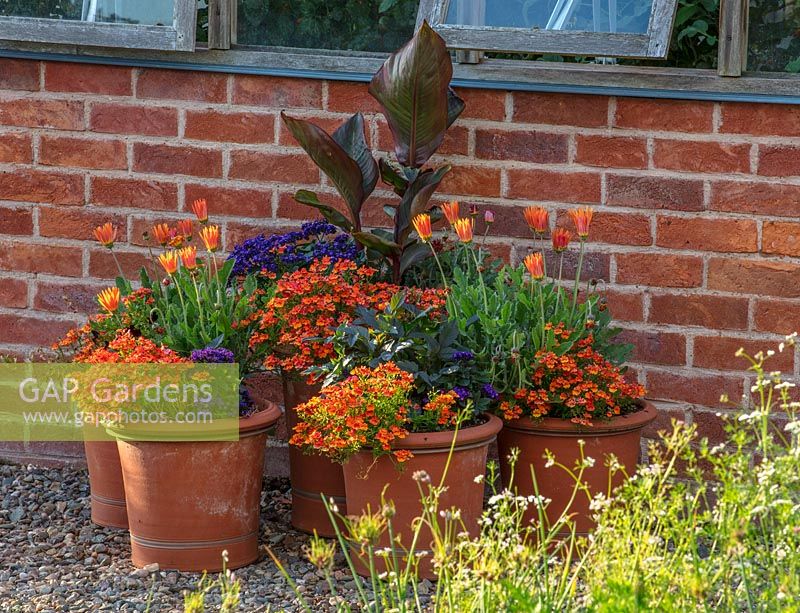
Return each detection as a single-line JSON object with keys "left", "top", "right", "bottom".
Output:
{"left": 551, "top": 228, "right": 571, "bottom": 252}
{"left": 97, "top": 286, "right": 121, "bottom": 313}
{"left": 152, "top": 223, "right": 172, "bottom": 247}
{"left": 191, "top": 198, "right": 209, "bottom": 224}
{"left": 179, "top": 245, "right": 198, "bottom": 270}
{"left": 441, "top": 200, "right": 460, "bottom": 225}
{"left": 568, "top": 207, "right": 594, "bottom": 239}
{"left": 93, "top": 223, "right": 118, "bottom": 249}
{"left": 523, "top": 252, "right": 545, "bottom": 280}
{"left": 199, "top": 225, "right": 221, "bottom": 252}
{"left": 177, "top": 219, "right": 194, "bottom": 240}
{"left": 523, "top": 206, "right": 549, "bottom": 234}
{"left": 412, "top": 214, "right": 432, "bottom": 243}
{"left": 453, "top": 217, "right": 474, "bottom": 243}
{"left": 158, "top": 251, "right": 180, "bottom": 275}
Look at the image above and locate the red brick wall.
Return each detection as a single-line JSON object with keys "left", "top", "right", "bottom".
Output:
{"left": 1, "top": 57, "right": 799, "bottom": 461}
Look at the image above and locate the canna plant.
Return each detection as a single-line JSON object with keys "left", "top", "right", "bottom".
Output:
{"left": 281, "top": 21, "right": 465, "bottom": 283}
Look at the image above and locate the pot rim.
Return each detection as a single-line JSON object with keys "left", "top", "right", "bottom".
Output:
{"left": 502, "top": 400, "right": 658, "bottom": 436}
{"left": 387, "top": 412, "right": 503, "bottom": 453}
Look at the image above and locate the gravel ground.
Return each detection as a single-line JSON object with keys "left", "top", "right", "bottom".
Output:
{"left": 0, "top": 463, "right": 431, "bottom": 612}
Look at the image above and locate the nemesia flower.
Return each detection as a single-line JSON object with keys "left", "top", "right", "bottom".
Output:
{"left": 441, "top": 200, "right": 460, "bottom": 225}
{"left": 158, "top": 251, "right": 180, "bottom": 275}
{"left": 192, "top": 198, "right": 209, "bottom": 224}
{"left": 152, "top": 223, "right": 172, "bottom": 247}
{"left": 177, "top": 219, "right": 194, "bottom": 240}
{"left": 93, "top": 223, "right": 118, "bottom": 249}
{"left": 484, "top": 210, "right": 495, "bottom": 224}
{"left": 568, "top": 207, "right": 594, "bottom": 239}
{"left": 523, "top": 206, "right": 549, "bottom": 233}
{"left": 523, "top": 252, "right": 545, "bottom": 280}
{"left": 200, "top": 225, "right": 221, "bottom": 253}
{"left": 96, "top": 287, "right": 121, "bottom": 313}
{"left": 453, "top": 217, "right": 474, "bottom": 243}
{"left": 551, "top": 228, "right": 571, "bottom": 252}
{"left": 412, "top": 214, "right": 433, "bottom": 243}
{"left": 179, "top": 245, "right": 198, "bottom": 270}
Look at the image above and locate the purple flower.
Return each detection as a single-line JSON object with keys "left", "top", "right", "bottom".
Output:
{"left": 452, "top": 351, "right": 474, "bottom": 362}
{"left": 482, "top": 383, "right": 499, "bottom": 400}
{"left": 191, "top": 347, "right": 235, "bottom": 363}
{"left": 453, "top": 386, "right": 471, "bottom": 401}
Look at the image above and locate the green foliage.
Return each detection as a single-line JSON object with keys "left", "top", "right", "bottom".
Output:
{"left": 0, "top": 0, "right": 80, "bottom": 18}
{"left": 182, "top": 553, "right": 241, "bottom": 612}
{"left": 749, "top": 0, "right": 800, "bottom": 72}
{"left": 670, "top": 0, "right": 719, "bottom": 68}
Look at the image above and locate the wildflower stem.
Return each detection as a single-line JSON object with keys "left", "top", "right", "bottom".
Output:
{"left": 571, "top": 239, "right": 586, "bottom": 319}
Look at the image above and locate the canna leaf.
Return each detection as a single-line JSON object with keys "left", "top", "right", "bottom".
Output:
{"left": 332, "top": 113, "right": 378, "bottom": 201}
{"left": 293, "top": 190, "right": 354, "bottom": 232}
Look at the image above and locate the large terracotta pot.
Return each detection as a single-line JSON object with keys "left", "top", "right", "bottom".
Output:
{"left": 84, "top": 440, "right": 128, "bottom": 529}
{"left": 113, "top": 402, "right": 281, "bottom": 572}
{"left": 283, "top": 375, "right": 347, "bottom": 537}
{"left": 343, "top": 414, "right": 502, "bottom": 580}
{"left": 497, "top": 401, "right": 657, "bottom": 535}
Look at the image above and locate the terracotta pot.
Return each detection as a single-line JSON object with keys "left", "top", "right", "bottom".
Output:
{"left": 343, "top": 414, "right": 502, "bottom": 580}
{"left": 497, "top": 401, "right": 658, "bottom": 535}
{"left": 283, "top": 375, "right": 347, "bottom": 537}
{"left": 84, "top": 440, "right": 128, "bottom": 529}
{"left": 113, "top": 402, "right": 282, "bottom": 572}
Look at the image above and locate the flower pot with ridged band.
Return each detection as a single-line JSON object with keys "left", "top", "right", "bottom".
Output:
{"left": 84, "top": 440, "right": 128, "bottom": 529}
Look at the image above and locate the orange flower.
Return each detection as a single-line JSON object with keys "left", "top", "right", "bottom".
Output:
{"left": 552, "top": 228, "right": 571, "bottom": 252}
{"left": 441, "top": 200, "right": 460, "bottom": 225}
{"left": 199, "top": 225, "right": 221, "bottom": 252}
{"left": 152, "top": 223, "right": 172, "bottom": 247}
{"left": 158, "top": 251, "right": 180, "bottom": 275}
{"left": 97, "top": 287, "right": 121, "bottom": 313}
{"left": 177, "top": 219, "right": 194, "bottom": 240}
{"left": 412, "top": 214, "right": 432, "bottom": 243}
{"left": 179, "top": 245, "right": 198, "bottom": 270}
{"left": 453, "top": 217, "right": 474, "bottom": 243}
{"left": 568, "top": 207, "right": 594, "bottom": 239}
{"left": 93, "top": 223, "right": 118, "bottom": 249}
{"left": 523, "top": 206, "right": 549, "bottom": 233}
{"left": 191, "top": 198, "right": 208, "bottom": 224}
{"left": 523, "top": 252, "right": 545, "bottom": 280}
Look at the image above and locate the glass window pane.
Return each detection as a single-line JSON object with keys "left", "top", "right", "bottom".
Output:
{"left": 444, "top": 0, "right": 654, "bottom": 34}
{"left": 236, "top": 0, "right": 418, "bottom": 52}
{"left": 748, "top": 0, "right": 800, "bottom": 72}
{"left": 0, "top": 0, "right": 175, "bottom": 26}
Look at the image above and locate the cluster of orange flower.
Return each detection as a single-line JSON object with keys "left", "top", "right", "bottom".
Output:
{"left": 73, "top": 329, "right": 185, "bottom": 365}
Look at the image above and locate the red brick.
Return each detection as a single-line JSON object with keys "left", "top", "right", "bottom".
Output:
{"left": 710, "top": 181, "right": 800, "bottom": 217}
{"left": 137, "top": 69, "right": 227, "bottom": 103}
{"left": 0, "top": 97, "right": 84, "bottom": 130}
{"left": 437, "top": 125, "right": 469, "bottom": 157}
{"left": 90, "top": 102, "right": 177, "bottom": 136}
{"left": 763, "top": 221, "right": 800, "bottom": 257}
{"left": 455, "top": 88, "right": 507, "bottom": 121}
{"left": 0, "top": 59, "right": 39, "bottom": 91}
{"left": 649, "top": 293, "right": 749, "bottom": 329}
{"left": 507, "top": 169, "right": 600, "bottom": 203}
{"left": 512, "top": 93, "right": 608, "bottom": 127}
{"left": 618, "top": 329, "right": 686, "bottom": 365}
{"left": 229, "top": 151, "right": 319, "bottom": 184}
{"left": 224, "top": 221, "right": 291, "bottom": 250}
{"left": 232, "top": 75, "right": 322, "bottom": 108}
{"left": 34, "top": 280, "right": 105, "bottom": 313}
{"left": 91, "top": 177, "right": 177, "bottom": 211}
{"left": 326, "top": 81, "right": 382, "bottom": 114}
{"left": 128, "top": 215, "right": 186, "bottom": 247}
{"left": 475, "top": 129, "right": 567, "bottom": 163}
{"left": 0, "top": 243, "right": 82, "bottom": 276}
{"left": 616, "top": 253, "right": 703, "bottom": 288}
{"left": 544, "top": 249, "right": 610, "bottom": 282}
{"left": 693, "top": 335, "right": 794, "bottom": 372}
{"left": 754, "top": 299, "right": 800, "bottom": 335}
{"left": 45, "top": 62, "right": 131, "bottom": 95}
{"left": 615, "top": 98, "right": 713, "bottom": 132}
{"left": 642, "top": 404, "right": 688, "bottom": 439}
{"left": 606, "top": 175, "right": 704, "bottom": 211}
{"left": 646, "top": 370, "right": 743, "bottom": 408}
{"left": 721, "top": 102, "right": 800, "bottom": 137}
{"left": 0, "top": 207, "right": 34, "bottom": 235}
{"left": 276, "top": 191, "right": 338, "bottom": 221}
{"left": 604, "top": 289, "right": 644, "bottom": 322}
{"left": 185, "top": 184, "right": 272, "bottom": 218}
{"left": 656, "top": 216, "right": 757, "bottom": 253}
{"left": 39, "top": 136, "right": 126, "bottom": 170}
{"left": 0, "top": 313, "right": 79, "bottom": 347}
{"left": 185, "top": 110, "right": 275, "bottom": 144}
{"left": 88, "top": 249, "right": 150, "bottom": 278}
{"left": 708, "top": 258, "right": 800, "bottom": 298}
{"left": 133, "top": 143, "right": 222, "bottom": 178}
{"left": 0, "top": 278, "right": 28, "bottom": 308}
{"left": 0, "top": 132, "right": 32, "bottom": 163}
{"left": 0, "top": 169, "right": 83, "bottom": 205}
{"left": 583, "top": 211, "right": 651, "bottom": 246}
{"left": 440, "top": 165, "right": 502, "bottom": 198}
{"left": 757, "top": 145, "right": 800, "bottom": 177}
{"left": 38, "top": 207, "right": 126, "bottom": 241}
{"left": 653, "top": 140, "right": 750, "bottom": 174}
{"left": 575, "top": 135, "right": 647, "bottom": 169}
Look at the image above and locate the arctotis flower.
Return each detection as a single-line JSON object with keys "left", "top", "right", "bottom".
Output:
{"left": 453, "top": 217, "right": 474, "bottom": 243}
{"left": 191, "top": 198, "right": 209, "bottom": 224}
{"left": 96, "top": 287, "right": 121, "bottom": 313}
{"left": 412, "top": 214, "right": 433, "bottom": 243}
{"left": 551, "top": 228, "right": 571, "bottom": 252}
{"left": 524, "top": 206, "right": 549, "bottom": 233}
{"left": 179, "top": 245, "right": 198, "bottom": 270}
{"left": 200, "top": 225, "right": 221, "bottom": 253}
{"left": 93, "top": 223, "right": 118, "bottom": 249}
{"left": 158, "top": 251, "right": 180, "bottom": 275}
{"left": 568, "top": 207, "right": 594, "bottom": 239}
{"left": 152, "top": 223, "right": 172, "bottom": 247}
{"left": 441, "top": 200, "right": 460, "bottom": 225}
{"left": 177, "top": 219, "right": 194, "bottom": 240}
{"left": 523, "top": 252, "right": 545, "bottom": 280}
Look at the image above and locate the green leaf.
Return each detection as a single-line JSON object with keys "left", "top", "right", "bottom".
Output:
{"left": 394, "top": 165, "right": 450, "bottom": 245}
{"left": 332, "top": 113, "right": 378, "bottom": 200}
{"left": 379, "top": 158, "right": 408, "bottom": 196}
{"left": 353, "top": 231, "right": 402, "bottom": 256}
{"left": 399, "top": 242, "right": 431, "bottom": 274}
{"left": 293, "top": 190, "right": 354, "bottom": 231}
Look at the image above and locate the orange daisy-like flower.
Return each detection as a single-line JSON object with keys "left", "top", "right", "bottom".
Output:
{"left": 191, "top": 198, "right": 209, "bottom": 224}
{"left": 97, "top": 287, "right": 121, "bottom": 313}
{"left": 199, "top": 225, "right": 221, "bottom": 253}
{"left": 551, "top": 228, "right": 571, "bottom": 252}
{"left": 412, "top": 213, "right": 433, "bottom": 243}
{"left": 568, "top": 207, "right": 594, "bottom": 239}
{"left": 523, "top": 252, "right": 545, "bottom": 280}
{"left": 177, "top": 219, "right": 194, "bottom": 240}
{"left": 441, "top": 200, "right": 460, "bottom": 226}
{"left": 93, "top": 223, "right": 118, "bottom": 249}
{"left": 523, "top": 206, "right": 549, "bottom": 234}
{"left": 158, "top": 251, "right": 180, "bottom": 275}
{"left": 152, "top": 223, "right": 172, "bottom": 247}
{"left": 453, "top": 217, "right": 474, "bottom": 243}
{"left": 179, "top": 245, "right": 198, "bottom": 270}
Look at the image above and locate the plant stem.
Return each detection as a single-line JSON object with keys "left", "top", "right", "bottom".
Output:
{"left": 571, "top": 239, "right": 586, "bottom": 319}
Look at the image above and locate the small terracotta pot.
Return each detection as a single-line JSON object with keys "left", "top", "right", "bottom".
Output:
{"left": 343, "top": 414, "right": 502, "bottom": 580}
{"left": 84, "top": 440, "right": 128, "bottom": 529}
{"left": 114, "top": 402, "right": 282, "bottom": 572}
{"left": 497, "top": 401, "right": 657, "bottom": 535}
{"left": 283, "top": 375, "right": 347, "bottom": 537}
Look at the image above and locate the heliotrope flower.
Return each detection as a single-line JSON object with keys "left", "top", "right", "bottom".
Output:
{"left": 190, "top": 347, "right": 235, "bottom": 363}
{"left": 452, "top": 350, "right": 474, "bottom": 362}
